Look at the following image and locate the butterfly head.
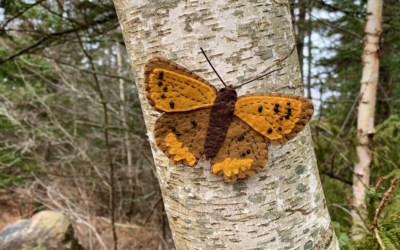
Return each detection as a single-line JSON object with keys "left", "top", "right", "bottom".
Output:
{"left": 216, "top": 85, "right": 237, "bottom": 104}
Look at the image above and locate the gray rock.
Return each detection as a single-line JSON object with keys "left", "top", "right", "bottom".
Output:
{"left": 0, "top": 211, "right": 78, "bottom": 250}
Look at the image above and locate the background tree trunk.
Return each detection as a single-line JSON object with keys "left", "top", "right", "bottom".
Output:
{"left": 352, "top": 0, "right": 383, "bottom": 240}
{"left": 112, "top": 0, "right": 339, "bottom": 248}
{"left": 306, "top": 0, "right": 312, "bottom": 100}
{"left": 296, "top": 0, "right": 307, "bottom": 77}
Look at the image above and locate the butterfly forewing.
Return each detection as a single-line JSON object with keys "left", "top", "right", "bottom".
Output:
{"left": 234, "top": 94, "right": 314, "bottom": 145}
{"left": 144, "top": 57, "right": 217, "bottom": 112}
{"left": 153, "top": 108, "right": 211, "bottom": 167}
{"left": 211, "top": 116, "right": 269, "bottom": 181}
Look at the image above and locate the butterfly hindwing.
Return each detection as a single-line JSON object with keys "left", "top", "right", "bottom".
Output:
{"left": 144, "top": 57, "right": 217, "bottom": 112}
{"left": 211, "top": 116, "right": 269, "bottom": 181}
{"left": 154, "top": 108, "right": 211, "bottom": 167}
{"left": 234, "top": 94, "right": 314, "bottom": 145}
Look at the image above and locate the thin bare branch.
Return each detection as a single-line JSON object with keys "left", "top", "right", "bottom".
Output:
{"left": 75, "top": 31, "right": 118, "bottom": 250}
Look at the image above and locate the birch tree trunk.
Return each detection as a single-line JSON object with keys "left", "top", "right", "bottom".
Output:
{"left": 352, "top": 0, "right": 383, "bottom": 240}
{"left": 296, "top": 0, "right": 307, "bottom": 77}
{"left": 116, "top": 38, "right": 134, "bottom": 190}
{"left": 112, "top": 0, "right": 338, "bottom": 248}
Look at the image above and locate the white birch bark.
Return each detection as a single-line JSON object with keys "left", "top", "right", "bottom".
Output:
{"left": 352, "top": 0, "right": 383, "bottom": 239}
{"left": 112, "top": 0, "right": 339, "bottom": 248}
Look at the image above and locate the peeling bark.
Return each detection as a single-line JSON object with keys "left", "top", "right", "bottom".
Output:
{"left": 112, "top": 0, "right": 338, "bottom": 248}
{"left": 352, "top": 0, "right": 383, "bottom": 240}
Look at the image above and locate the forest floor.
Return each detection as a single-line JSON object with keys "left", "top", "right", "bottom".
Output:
{"left": 0, "top": 191, "right": 163, "bottom": 249}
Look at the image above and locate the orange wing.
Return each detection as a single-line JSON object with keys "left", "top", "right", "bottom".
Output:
{"left": 234, "top": 94, "right": 314, "bottom": 145}
{"left": 210, "top": 116, "right": 269, "bottom": 182}
{"left": 144, "top": 57, "right": 217, "bottom": 112}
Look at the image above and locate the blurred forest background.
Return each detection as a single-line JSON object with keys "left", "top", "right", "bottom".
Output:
{"left": 0, "top": 0, "right": 399, "bottom": 249}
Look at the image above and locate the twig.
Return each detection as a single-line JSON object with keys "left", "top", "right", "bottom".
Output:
{"left": 144, "top": 197, "right": 163, "bottom": 223}
{"left": 322, "top": 170, "right": 352, "bottom": 185}
{"left": 39, "top": 3, "right": 103, "bottom": 33}
{"left": 0, "top": 27, "right": 81, "bottom": 65}
{"left": 373, "top": 178, "right": 398, "bottom": 227}
{"left": 95, "top": 217, "right": 159, "bottom": 230}
{"left": 337, "top": 90, "right": 361, "bottom": 138}
{"left": 14, "top": 60, "right": 110, "bottom": 187}
{"left": 378, "top": 83, "right": 394, "bottom": 116}
{"left": 312, "top": 15, "right": 363, "bottom": 40}
{"left": 375, "top": 177, "right": 386, "bottom": 191}
{"left": 0, "top": 13, "right": 116, "bottom": 65}
{"left": 373, "top": 227, "right": 387, "bottom": 250}
{"left": 371, "top": 177, "right": 399, "bottom": 250}
{"left": 328, "top": 203, "right": 370, "bottom": 233}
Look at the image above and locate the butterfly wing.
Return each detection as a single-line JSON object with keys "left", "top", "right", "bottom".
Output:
{"left": 210, "top": 116, "right": 269, "bottom": 181}
{"left": 154, "top": 108, "right": 211, "bottom": 167}
{"left": 234, "top": 94, "right": 314, "bottom": 145}
{"left": 144, "top": 57, "right": 217, "bottom": 112}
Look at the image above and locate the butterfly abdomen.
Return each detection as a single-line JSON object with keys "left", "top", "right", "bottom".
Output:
{"left": 204, "top": 85, "right": 238, "bottom": 160}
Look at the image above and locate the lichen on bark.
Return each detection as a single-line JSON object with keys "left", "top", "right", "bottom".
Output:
{"left": 112, "top": 0, "right": 339, "bottom": 248}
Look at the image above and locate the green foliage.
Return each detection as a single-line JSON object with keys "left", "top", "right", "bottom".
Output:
{"left": 350, "top": 178, "right": 400, "bottom": 249}
{"left": 350, "top": 238, "right": 379, "bottom": 250}
{"left": 385, "top": 228, "right": 400, "bottom": 248}
{"left": 311, "top": 0, "right": 400, "bottom": 244}
{"left": 322, "top": 178, "right": 353, "bottom": 232}
{"left": 338, "top": 232, "right": 349, "bottom": 248}
{"left": 373, "top": 115, "right": 400, "bottom": 175}
{"left": 22, "top": 240, "right": 46, "bottom": 250}
{"left": 379, "top": 230, "right": 400, "bottom": 250}
{"left": 332, "top": 178, "right": 400, "bottom": 249}
{"left": 364, "top": 187, "right": 380, "bottom": 224}
{"left": 333, "top": 221, "right": 353, "bottom": 250}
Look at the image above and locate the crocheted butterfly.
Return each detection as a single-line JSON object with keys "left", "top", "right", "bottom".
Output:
{"left": 145, "top": 55, "right": 314, "bottom": 181}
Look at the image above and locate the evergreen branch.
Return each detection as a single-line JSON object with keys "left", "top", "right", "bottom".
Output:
{"left": 0, "top": 0, "right": 46, "bottom": 29}
{"left": 316, "top": 0, "right": 365, "bottom": 17}
{"left": 312, "top": 15, "right": 363, "bottom": 40}
{"left": 0, "top": 36, "right": 47, "bottom": 65}
{"left": 373, "top": 178, "right": 399, "bottom": 227}
{"left": 374, "top": 228, "right": 387, "bottom": 250}
{"left": 371, "top": 177, "right": 399, "bottom": 250}
{"left": 39, "top": 3, "right": 103, "bottom": 34}
{"left": 322, "top": 170, "right": 353, "bottom": 185}
{"left": 375, "top": 177, "right": 386, "bottom": 191}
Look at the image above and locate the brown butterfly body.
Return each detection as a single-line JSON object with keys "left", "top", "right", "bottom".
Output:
{"left": 144, "top": 57, "right": 314, "bottom": 181}
{"left": 204, "top": 85, "right": 237, "bottom": 160}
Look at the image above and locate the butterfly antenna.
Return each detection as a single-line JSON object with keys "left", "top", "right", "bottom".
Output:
{"left": 234, "top": 69, "right": 277, "bottom": 89}
{"left": 200, "top": 47, "right": 226, "bottom": 86}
